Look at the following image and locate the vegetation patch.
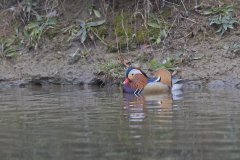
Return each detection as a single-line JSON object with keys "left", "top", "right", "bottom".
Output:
{"left": 74, "top": 19, "right": 106, "bottom": 44}
{"left": 204, "top": 5, "right": 239, "bottom": 36}
{"left": 149, "top": 58, "right": 176, "bottom": 71}
{"left": 0, "top": 38, "right": 18, "bottom": 59}
{"left": 100, "top": 60, "right": 124, "bottom": 79}
{"left": 24, "top": 16, "right": 58, "bottom": 49}
{"left": 147, "top": 16, "right": 168, "bottom": 44}
{"left": 227, "top": 42, "right": 240, "bottom": 55}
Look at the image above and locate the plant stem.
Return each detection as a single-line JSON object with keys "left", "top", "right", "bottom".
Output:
{"left": 121, "top": 10, "right": 129, "bottom": 53}
{"left": 91, "top": 29, "right": 108, "bottom": 46}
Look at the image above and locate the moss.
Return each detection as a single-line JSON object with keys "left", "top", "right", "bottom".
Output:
{"left": 93, "top": 24, "right": 108, "bottom": 38}
{"left": 148, "top": 27, "right": 161, "bottom": 37}
{"left": 135, "top": 27, "right": 148, "bottom": 44}
{"left": 148, "top": 15, "right": 169, "bottom": 33}
{"left": 107, "top": 36, "right": 137, "bottom": 53}
{"left": 149, "top": 58, "right": 176, "bottom": 71}
{"left": 149, "top": 59, "right": 161, "bottom": 70}
{"left": 111, "top": 11, "right": 172, "bottom": 47}
{"left": 115, "top": 26, "right": 133, "bottom": 37}
{"left": 118, "top": 38, "right": 128, "bottom": 48}
{"left": 45, "top": 28, "right": 60, "bottom": 39}
{"left": 136, "top": 52, "right": 153, "bottom": 62}
{"left": 102, "top": 11, "right": 138, "bottom": 51}
{"left": 107, "top": 44, "right": 118, "bottom": 53}
{"left": 108, "top": 11, "right": 172, "bottom": 48}
{"left": 113, "top": 12, "right": 133, "bottom": 37}
{"left": 106, "top": 37, "right": 128, "bottom": 52}
{"left": 160, "top": 7, "right": 172, "bottom": 19}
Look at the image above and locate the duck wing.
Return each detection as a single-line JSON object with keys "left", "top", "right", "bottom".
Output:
{"left": 129, "top": 74, "right": 148, "bottom": 89}
{"left": 154, "top": 68, "right": 172, "bottom": 88}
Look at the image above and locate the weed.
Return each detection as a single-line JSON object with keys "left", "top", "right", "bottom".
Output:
{"left": 203, "top": 5, "right": 234, "bottom": 16}
{"left": 149, "top": 58, "right": 175, "bottom": 71}
{"left": 24, "top": 16, "right": 57, "bottom": 49}
{"left": 12, "top": 0, "right": 39, "bottom": 24}
{"left": 149, "top": 29, "right": 167, "bottom": 44}
{"left": 209, "top": 14, "right": 238, "bottom": 36}
{"left": 114, "top": 13, "right": 133, "bottom": 37}
{"left": 100, "top": 61, "right": 124, "bottom": 78}
{"left": 206, "top": 5, "right": 239, "bottom": 36}
{"left": 147, "top": 17, "right": 168, "bottom": 44}
{"left": 67, "top": 8, "right": 106, "bottom": 44}
{"left": 135, "top": 27, "right": 149, "bottom": 44}
{"left": 113, "top": 12, "right": 134, "bottom": 52}
{"left": 62, "top": 24, "right": 80, "bottom": 41}
{"left": 88, "top": 6, "right": 102, "bottom": 18}
{"left": 230, "top": 43, "right": 240, "bottom": 54}
{"left": 68, "top": 48, "right": 91, "bottom": 65}
{"left": 63, "top": 8, "right": 108, "bottom": 47}
{"left": 0, "top": 38, "right": 17, "bottom": 58}
{"left": 75, "top": 19, "right": 106, "bottom": 44}
{"left": 107, "top": 45, "right": 118, "bottom": 53}
{"left": 91, "top": 25, "right": 108, "bottom": 39}
{"left": 62, "top": 25, "right": 79, "bottom": 35}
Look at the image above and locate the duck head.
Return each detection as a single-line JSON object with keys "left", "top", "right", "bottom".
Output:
{"left": 124, "top": 67, "right": 148, "bottom": 81}
{"left": 123, "top": 67, "right": 148, "bottom": 94}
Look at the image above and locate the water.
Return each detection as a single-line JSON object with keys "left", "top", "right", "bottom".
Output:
{"left": 0, "top": 86, "right": 240, "bottom": 160}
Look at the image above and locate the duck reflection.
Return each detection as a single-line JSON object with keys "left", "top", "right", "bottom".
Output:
{"left": 122, "top": 93, "right": 182, "bottom": 150}
{"left": 123, "top": 93, "right": 182, "bottom": 122}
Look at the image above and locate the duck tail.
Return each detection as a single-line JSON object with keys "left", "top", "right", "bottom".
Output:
{"left": 172, "top": 78, "right": 184, "bottom": 91}
{"left": 154, "top": 68, "right": 172, "bottom": 88}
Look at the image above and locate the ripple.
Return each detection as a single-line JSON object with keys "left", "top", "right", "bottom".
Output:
{"left": 0, "top": 87, "right": 240, "bottom": 160}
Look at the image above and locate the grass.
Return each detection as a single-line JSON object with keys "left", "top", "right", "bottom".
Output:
{"left": 149, "top": 58, "right": 176, "bottom": 71}
{"left": 203, "top": 5, "right": 235, "bottom": 16}
{"left": 206, "top": 5, "right": 239, "bottom": 36}
{"left": 209, "top": 14, "right": 238, "bottom": 36}
{"left": 147, "top": 16, "right": 168, "bottom": 44}
{"left": 0, "top": 37, "right": 18, "bottom": 59}
{"left": 229, "top": 42, "right": 240, "bottom": 54}
{"left": 24, "top": 16, "right": 58, "bottom": 49}
{"left": 100, "top": 60, "right": 124, "bottom": 78}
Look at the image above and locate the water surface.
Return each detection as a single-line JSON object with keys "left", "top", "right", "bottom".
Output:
{"left": 0, "top": 86, "right": 240, "bottom": 160}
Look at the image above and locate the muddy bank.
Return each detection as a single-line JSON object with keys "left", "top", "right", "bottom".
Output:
{"left": 1, "top": 34, "right": 240, "bottom": 90}
{"left": 1, "top": 33, "right": 240, "bottom": 90}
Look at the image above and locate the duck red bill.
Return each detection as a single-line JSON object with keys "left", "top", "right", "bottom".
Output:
{"left": 123, "top": 78, "right": 129, "bottom": 84}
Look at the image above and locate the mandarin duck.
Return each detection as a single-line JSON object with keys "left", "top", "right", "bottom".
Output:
{"left": 123, "top": 67, "right": 182, "bottom": 96}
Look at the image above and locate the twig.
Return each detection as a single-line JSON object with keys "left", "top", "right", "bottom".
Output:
{"left": 144, "top": 0, "right": 152, "bottom": 19}
{"left": 180, "top": 15, "right": 198, "bottom": 24}
{"left": 180, "top": 0, "right": 188, "bottom": 14}
{"left": 164, "top": 1, "right": 181, "bottom": 7}
{"left": 162, "top": 14, "right": 178, "bottom": 44}
{"left": 177, "top": 31, "right": 193, "bottom": 40}
{"left": 91, "top": 29, "right": 108, "bottom": 46}
{"left": 114, "top": 29, "right": 120, "bottom": 53}
{"left": 121, "top": 10, "right": 129, "bottom": 53}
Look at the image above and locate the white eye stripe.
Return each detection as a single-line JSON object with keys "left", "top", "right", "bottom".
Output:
{"left": 128, "top": 69, "right": 142, "bottom": 77}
